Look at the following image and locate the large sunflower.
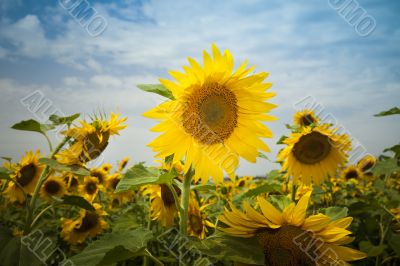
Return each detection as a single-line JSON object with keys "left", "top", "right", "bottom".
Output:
{"left": 278, "top": 125, "right": 351, "bottom": 185}
{"left": 56, "top": 113, "right": 127, "bottom": 165}
{"left": 142, "top": 184, "right": 179, "bottom": 227}
{"left": 293, "top": 109, "right": 319, "bottom": 127}
{"left": 60, "top": 203, "right": 108, "bottom": 245}
{"left": 219, "top": 192, "right": 366, "bottom": 265}
{"left": 40, "top": 176, "right": 67, "bottom": 202}
{"left": 4, "top": 151, "right": 44, "bottom": 203}
{"left": 144, "top": 44, "right": 276, "bottom": 184}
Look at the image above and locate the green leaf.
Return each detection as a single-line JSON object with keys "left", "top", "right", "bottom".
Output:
{"left": 192, "top": 232, "right": 264, "bottom": 265}
{"left": 137, "top": 84, "right": 174, "bottom": 100}
{"left": 116, "top": 164, "right": 174, "bottom": 192}
{"left": 383, "top": 143, "right": 400, "bottom": 159}
{"left": 319, "top": 207, "right": 348, "bottom": 221}
{"left": 1, "top": 157, "right": 12, "bottom": 162}
{"left": 269, "top": 195, "right": 293, "bottom": 211}
{"left": 0, "top": 237, "right": 42, "bottom": 266}
{"left": 70, "top": 228, "right": 153, "bottom": 266}
{"left": 236, "top": 183, "right": 280, "bottom": 200}
{"left": 277, "top": 135, "right": 288, "bottom": 144}
{"left": 11, "top": 119, "right": 55, "bottom": 134}
{"left": 49, "top": 113, "right": 80, "bottom": 126}
{"left": 372, "top": 158, "right": 400, "bottom": 177}
{"left": 0, "top": 167, "right": 11, "bottom": 179}
{"left": 258, "top": 152, "right": 270, "bottom": 161}
{"left": 266, "top": 170, "right": 282, "bottom": 180}
{"left": 39, "top": 158, "right": 90, "bottom": 176}
{"left": 374, "top": 107, "right": 400, "bottom": 117}
{"left": 191, "top": 184, "right": 216, "bottom": 192}
{"left": 62, "top": 195, "right": 95, "bottom": 211}
{"left": 387, "top": 230, "right": 400, "bottom": 257}
{"left": 359, "top": 241, "right": 386, "bottom": 257}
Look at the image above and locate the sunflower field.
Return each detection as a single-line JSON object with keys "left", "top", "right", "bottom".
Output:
{"left": 1, "top": 45, "right": 400, "bottom": 266}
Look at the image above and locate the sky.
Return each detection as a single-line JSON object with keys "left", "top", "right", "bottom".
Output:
{"left": 0, "top": 0, "right": 399, "bottom": 176}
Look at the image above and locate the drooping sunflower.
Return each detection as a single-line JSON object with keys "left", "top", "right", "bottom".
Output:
{"left": 357, "top": 154, "right": 376, "bottom": 172}
{"left": 340, "top": 166, "right": 364, "bottom": 181}
{"left": 60, "top": 203, "right": 108, "bottom": 245}
{"left": 40, "top": 177, "right": 67, "bottom": 201}
{"left": 219, "top": 192, "right": 366, "bottom": 265}
{"left": 278, "top": 124, "right": 351, "bottom": 185}
{"left": 56, "top": 113, "right": 127, "bottom": 165}
{"left": 4, "top": 151, "right": 44, "bottom": 203}
{"left": 188, "top": 198, "right": 214, "bottom": 239}
{"left": 142, "top": 184, "right": 179, "bottom": 227}
{"left": 293, "top": 109, "right": 319, "bottom": 127}
{"left": 118, "top": 157, "right": 130, "bottom": 172}
{"left": 79, "top": 176, "right": 102, "bottom": 202}
{"left": 90, "top": 167, "right": 108, "bottom": 184}
{"left": 144, "top": 44, "right": 276, "bottom": 184}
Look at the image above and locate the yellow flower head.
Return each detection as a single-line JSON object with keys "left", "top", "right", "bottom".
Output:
{"left": 40, "top": 176, "right": 67, "bottom": 201}
{"left": 60, "top": 203, "right": 108, "bottom": 245}
{"left": 142, "top": 184, "right": 178, "bottom": 227}
{"left": 79, "top": 176, "right": 102, "bottom": 202}
{"left": 118, "top": 157, "right": 130, "bottom": 172}
{"left": 357, "top": 154, "right": 376, "bottom": 172}
{"left": 219, "top": 192, "right": 366, "bottom": 265}
{"left": 101, "top": 163, "right": 113, "bottom": 173}
{"left": 62, "top": 172, "right": 80, "bottom": 192}
{"left": 56, "top": 113, "right": 127, "bottom": 165}
{"left": 90, "top": 167, "right": 108, "bottom": 184}
{"left": 144, "top": 44, "right": 276, "bottom": 184}
{"left": 188, "top": 197, "right": 214, "bottom": 239}
{"left": 4, "top": 150, "right": 44, "bottom": 204}
{"left": 340, "top": 165, "right": 364, "bottom": 181}
{"left": 278, "top": 124, "right": 351, "bottom": 185}
{"left": 293, "top": 109, "right": 319, "bottom": 127}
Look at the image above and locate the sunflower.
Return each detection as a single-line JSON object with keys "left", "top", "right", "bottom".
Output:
{"left": 63, "top": 172, "right": 79, "bottom": 192}
{"left": 90, "top": 167, "right": 108, "bottom": 184}
{"left": 144, "top": 44, "right": 276, "bottom": 184}
{"left": 106, "top": 173, "right": 132, "bottom": 207}
{"left": 340, "top": 166, "right": 364, "bottom": 181}
{"left": 293, "top": 109, "right": 319, "bottom": 127}
{"left": 60, "top": 203, "right": 108, "bottom": 245}
{"left": 40, "top": 177, "right": 67, "bottom": 201}
{"left": 236, "top": 176, "right": 253, "bottom": 188}
{"left": 142, "top": 184, "right": 178, "bottom": 227}
{"left": 101, "top": 163, "right": 113, "bottom": 173}
{"left": 278, "top": 125, "right": 351, "bottom": 185}
{"left": 219, "top": 192, "right": 366, "bottom": 265}
{"left": 4, "top": 151, "right": 44, "bottom": 203}
{"left": 188, "top": 198, "right": 214, "bottom": 239}
{"left": 79, "top": 176, "right": 102, "bottom": 202}
{"left": 118, "top": 157, "right": 130, "bottom": 172}
{"left": 56, "top": 113, "right": 127, "bottom": 165}
{"left": 357, "top": 154, "right": 376, "bottom": 172}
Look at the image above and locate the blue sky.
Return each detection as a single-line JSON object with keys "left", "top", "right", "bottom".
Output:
{"left": 0, "top": 0, "right": 399, "bottom": 175}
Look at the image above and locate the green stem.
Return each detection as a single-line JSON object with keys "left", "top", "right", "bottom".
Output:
{"left": 24, "top": 136, "right": 70, "bottom": 234}
{"left": 43, "top": 132, "right": 53, "bottom": 152}
{"left": 30, "top": 204, "right": 57, "bottom": 228}
{"left": 167, "top": 183, "right": 182, "bottom": 214}
{"left": 143, "top": 249, "right": 164, "bottom": 266}
{"left": 179, "top": 168, "right": 193, "bottom": 236}
{"left": 143, "top": 212, "right": 153, "bottom": 266}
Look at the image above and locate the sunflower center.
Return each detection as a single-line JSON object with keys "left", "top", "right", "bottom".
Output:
{"left": 91, "top": 171, "right": 105, "bottom": 183}
{"left": 293, "top": 132, "right": 331, "bottom": 164}
{"left": 182, "top": 83, "right": 238, "bottom": 145}
{"left": 80, "top": 131, "right": 110, "bottom": 162}
{"left": 44, "top": 180, "right": 61, "bottom": 195}
{"left": 189, "top": 214, "right": 203, "bottom": 235}
{"left": 75, "top": 212, "right": 99, "bottom": 233}
{"left": 17, "top": 163, "right": 37, "bottom": 186}
{"left": 160, "top": 184, "right": 175, "bottom": 207}
{"left": 301, "top": 114, "right": 316, "bottom": 127}
{"left": 345, "top": 170, "right": 359, "bottom": 179}
{"left": 110, "top": 178, "right": 120, "bottom": 190}
{"left": 256, "top": 226, "right": 317, "bottom": 266}
{"left": 85, "top": 181, "right": 98, "bottom": 195}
